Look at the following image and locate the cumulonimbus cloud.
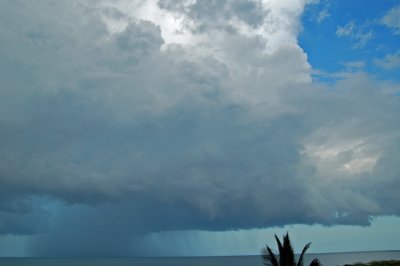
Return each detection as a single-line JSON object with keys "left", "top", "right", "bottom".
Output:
{"left": 0, "top": 0, "right": 399, "bottom": 256}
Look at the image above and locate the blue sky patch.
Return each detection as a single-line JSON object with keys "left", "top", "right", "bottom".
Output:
{"left": 300, "top": 0, "right": 400, "bottom": 81}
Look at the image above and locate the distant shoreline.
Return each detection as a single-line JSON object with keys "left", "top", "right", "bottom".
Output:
{"left": 0, "top": 252, "right": 400, "bottom": 266}
{"left": 344, "top": 260, "right": 400, "bottom": 266}
{"left": 1, "top": 250, "right": 400, "bottom": 258}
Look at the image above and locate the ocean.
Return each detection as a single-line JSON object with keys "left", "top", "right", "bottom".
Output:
{"left": 1, "top": 251, "right": 400, "bottom": 266}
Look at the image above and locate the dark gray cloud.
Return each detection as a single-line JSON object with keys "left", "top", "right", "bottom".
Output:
{"left": 0, "top": 0, "right": 399, "bottom": 257}
{"left": 0, "top": 196, "right": 48, "bottom": 235}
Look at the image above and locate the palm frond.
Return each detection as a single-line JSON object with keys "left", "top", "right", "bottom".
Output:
{"left": 262, "top": 246, "right": 279, "bottom": 266}
{"left": 309, "top": 258, "right": 321, "bottom": 266}
{"left": 297, "top": 242, "right": 311, "bottom": 266}
{"left": 280, "top": 233, "right": 295, "bottom": 266}
{"left": 262, "top": 233, "right": 321, "bottom": 266}
{"left": 274, "top": 234, "right": 283, "bottom": 254}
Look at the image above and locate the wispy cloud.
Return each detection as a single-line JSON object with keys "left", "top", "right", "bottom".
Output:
{"left": 336, "top": 21, "right": 373, "bottom": 48}
{"left": 316, "top": 8, "right": 331, "bottom": 24}
{"left": 380, "top": 5, "right": 400, "bottom": 35}
{"left": 374, "top": 51, "right": 400, "bottom": 70}
{"left": 341, "top": 60, "right": 366, "bottom": 70}
{"left": 336, "top": 21, "right": 356, "bottom": 37}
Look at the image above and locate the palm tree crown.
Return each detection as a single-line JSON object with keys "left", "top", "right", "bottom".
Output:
{"left": 262, "top": 233, "right": 321, "bottom": 266}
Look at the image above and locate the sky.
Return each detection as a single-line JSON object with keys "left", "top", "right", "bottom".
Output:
{"left": 0, "top": 0, "right": 400, "bottom": 257}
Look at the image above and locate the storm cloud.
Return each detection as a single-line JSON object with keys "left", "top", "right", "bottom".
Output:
{"left": 0, "top": 0, "right": 399, "bottom": 256}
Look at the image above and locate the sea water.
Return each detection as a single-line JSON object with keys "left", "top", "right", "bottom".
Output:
{"left": 1, "top": 250, "right": 400, "bottom": 266}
